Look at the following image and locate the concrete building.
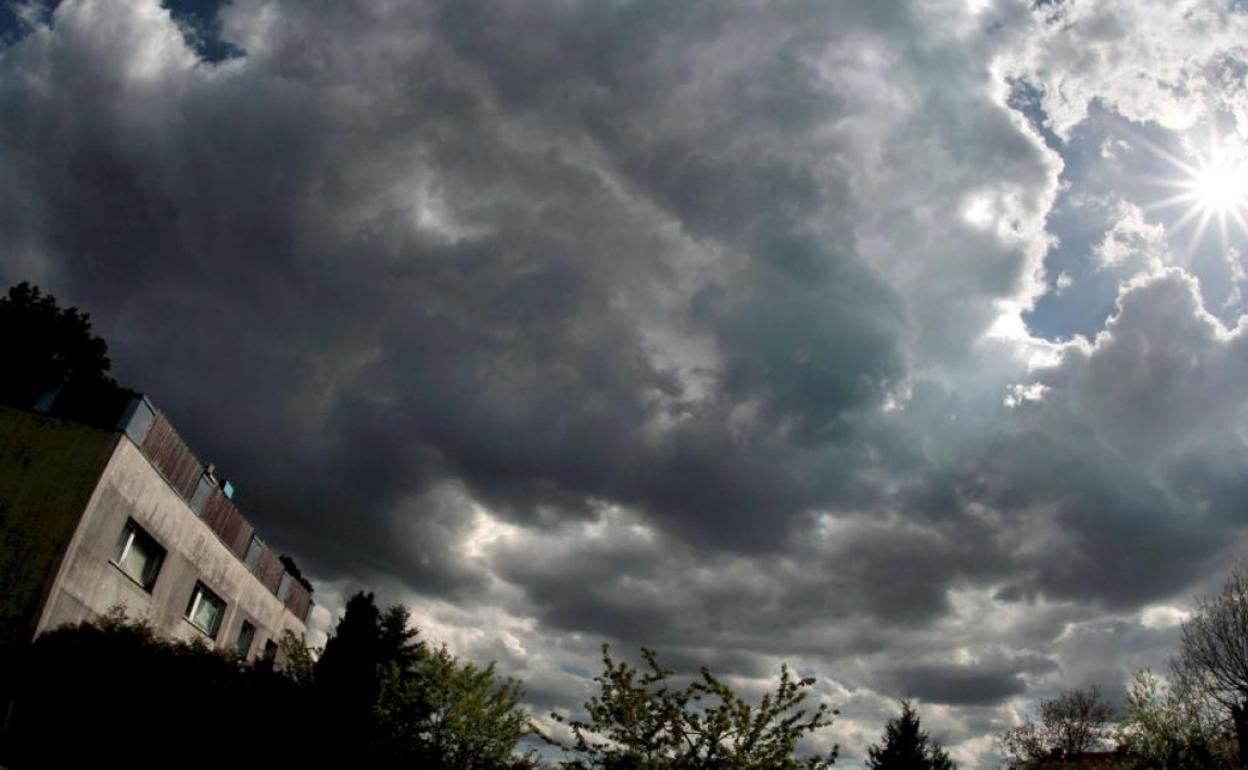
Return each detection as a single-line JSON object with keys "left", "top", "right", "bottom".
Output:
{"left": 0, "top": 395, "right": 313, "bottom": 661}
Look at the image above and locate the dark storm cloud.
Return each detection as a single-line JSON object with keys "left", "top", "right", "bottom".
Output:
{"left": 875, "top": 654, "right": 1051, "bottom": 706}
{"left": 5, "top": 1, "right": 1248, "bottom": 766}
{"left": 0, "top": 0, "right": 916, "bottom": 570}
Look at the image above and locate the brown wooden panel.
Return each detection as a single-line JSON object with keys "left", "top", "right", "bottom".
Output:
{"left": 138, "top": 413, "right": 201, "bottom": 499}
{"left": 202, "top": 491, "right": 254, "bottom": 557}
{"left": 253, "top": 546, "right": 284, "bottom": 593}
{"left": 284, "top": 582, "right": 312, "bottom": 622}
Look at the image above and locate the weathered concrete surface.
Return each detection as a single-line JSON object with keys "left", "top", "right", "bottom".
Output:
{"left": 0, "top": 404, "right": 308, "bottom": 659}
{"left": 0, "top": 409, "right": 119, "bottom": 646}
{"left": 37, "top": 437, "right": 308, "bottom": 655}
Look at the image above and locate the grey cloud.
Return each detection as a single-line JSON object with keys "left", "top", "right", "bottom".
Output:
{"left": 5, "top": 2, "right": 1248, "bottom": 767}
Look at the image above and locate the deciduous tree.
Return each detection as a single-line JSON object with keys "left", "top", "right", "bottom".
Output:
{"left": 1115, "top": 669, "right": 1233, "bottom": 769}
{"left": 1174, "top": 561, "right": 1248, "bottom": 766}
{"left": 547, "top": 645, "right": 838, "bottom": 770}
{"left": 1000, "top": 686, "right": 1115, "bottom": 768}
{"left": 377, "top": 643, "right": 530, "bottom": 770}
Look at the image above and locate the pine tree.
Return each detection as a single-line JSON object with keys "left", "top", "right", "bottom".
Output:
{"left": 866, "top": 700, "right": 955, "bottom": 770}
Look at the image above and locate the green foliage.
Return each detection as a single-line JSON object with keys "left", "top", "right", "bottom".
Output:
{"left": 279, "top": 627, "right": 319, "bottom": 686}
{"left": 315, "top": 590, "right": 530, "bottom": 769}
{"left": 378, "top": 643, "right": 531, "bottom": 770}
{"left": 1116, "top": 669, "right": 1236, "bottom": 769}
{"left": 866, "top": 700, "right": 954, "bottom": 770}
{"left": 547, "top": 645, "right": 838, "bottom": 770}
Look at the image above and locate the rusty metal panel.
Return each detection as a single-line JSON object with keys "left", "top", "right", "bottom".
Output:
{"left": 253, "top": 546, "right": 284, "bottom": 593}
{"left": 284, "top": 582, "right": 312, "bottom": 621}
{"left": 201, "top": 490, "right": 254, "bottom": 557}
{"left": 138, "top": 413, "right": 202, "bottom": 500}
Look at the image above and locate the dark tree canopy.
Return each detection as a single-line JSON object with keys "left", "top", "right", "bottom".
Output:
{"left": 0, "top": 609, "right": 317, "bottom": 770}
{"left": 866, "top": 700, "right": 955, "bottom": 770}
{"left": 312, "top": 590, "right": 530, "bottom": 769}
{"left": 0, "top": 282, "right": 113, "bottom": 408}
{"left": 0, "top": 281, "right": 133, "bottom": 423}
{"left": 2, "top": 597, "right": 531, "bottom": 770}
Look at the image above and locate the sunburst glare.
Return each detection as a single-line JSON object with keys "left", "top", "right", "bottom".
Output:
{"left": 1137, "top": 128, "right": 1248, "bottom": 264}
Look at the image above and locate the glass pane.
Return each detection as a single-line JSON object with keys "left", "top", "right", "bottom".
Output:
{"left": 113, "top": 526, "right": 133, "bottom": 562}
{"left": 139, "top": 543, "right": 163, "bottom": 588}
{"left": 235, "top": 622, "right": 255, "bottom": 655}
{"left": 192, "top": 589, "right": 223, "bottom": 635}
{"left": 244, "top": 537, "right": 263, "bottom": 569}
{"left": 118, "top": 536, "right": 150, "bottom": 585}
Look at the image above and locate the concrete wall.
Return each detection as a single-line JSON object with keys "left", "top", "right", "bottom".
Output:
{"left": 0, "top": 409, "right": 120, "bottom": 646}
{"left": 36, "top": 437, "right": 308, "bottom": 657}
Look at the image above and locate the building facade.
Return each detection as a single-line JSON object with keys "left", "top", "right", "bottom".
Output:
{"left": 0, "top": 396, "right": 312, "bottom": 661}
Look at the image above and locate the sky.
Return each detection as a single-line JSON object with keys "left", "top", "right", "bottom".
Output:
{"left": 2, "top": 0, "right": 1248, "bottom": 765}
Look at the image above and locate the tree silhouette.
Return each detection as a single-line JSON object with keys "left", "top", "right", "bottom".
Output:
{"left": 0, "top": 608, "right": 318, "bottom": 769}
{"left": 313, "top": 590, "right": 530, "bottom": 769}
{"left": 315, "top": 590, "right": 386, "bottom": 751}
{"left": 1175, "top": 561, "right": 1248, "bottom": 766}
{"left": 0, "top": 282, "right": 112, "bottom": 407}
{"left": 0, "top": 281, "right": 132, "bottom": 422}
{"left": 866, "top": 700, "right": 954, "bottom": 770}
{"left": 1000, "top": 686, "right": 1115, "bottom": 768}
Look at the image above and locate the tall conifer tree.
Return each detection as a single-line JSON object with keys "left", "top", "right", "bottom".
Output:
{"left": 867, "top": 700, "right": 955, "bottom": 770}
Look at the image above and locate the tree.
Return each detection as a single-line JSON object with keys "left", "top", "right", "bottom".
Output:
{"left": 546, "top": 645, "right": 838, "bottom": 770}
{"left": 1000, "top": 686, "right": 1115, "bottom": 768}
{"left": 377, "top": 643, "right": 531, "bottom": 770}
{"left": 313, "top": 591, "right": 530, "bottom": 769}
{"left": 0, "top": 281, "right": 114, "bottom": 409}
{"left": 866, "top": 700, "right": 954, "bottom": 770}
{"left": 1115, "top": 669, "right": 1234, "bottom": 769}
{"left": 1, "top": 607, "right": 319, "bottom": 769}
{"left": 278, "top": 627, "right": 318, "bottom": 686}
{"left": 379, "top": 603, "right": 424, "bottom": 671}
{"left": 1174, "top": 561, "right": 1248, "bottom": 766}
{"left": 315, "top": 590, "right": 386, "bottom": 744}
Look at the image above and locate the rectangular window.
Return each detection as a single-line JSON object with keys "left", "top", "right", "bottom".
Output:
{"left": 185, "top": 582, "right": 225, "bottom": 638}
{"left": 261, "top": 639, "right": 278, "bottom": 663}
{"left": 244, "top": 536, "right": 263, "bottom": 570}
{"left": 234, "top": 620, "right": 256, "bottom": 657}
{"left": 277, "top": 572, "right": 294, "bottom": 602}
{"left": 111, "top": 519, "right": 165, "bottom": 592}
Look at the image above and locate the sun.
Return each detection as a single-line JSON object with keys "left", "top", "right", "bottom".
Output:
{"left": 1191, "top": 161, "right": 1247, "bottom": 215}
{"left": 1136, "top": 129, "right": 1248, "bottom": 262}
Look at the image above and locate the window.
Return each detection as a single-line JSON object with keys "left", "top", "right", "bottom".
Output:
{"left": 244, "top": 536, "right": 263, "bottom": 570}
{"left": 261, "top": 639, "right": 278, "bottom": 664}
{"left": 185, "top": 582, "right": 225, "bottom": 638}
{"left": 277, "top": 572, "right": 294, "bottom": 602}
{"left": 234, "top": 620, "right": 256, "bottom": 657}
{"left": 111, "top": 519, "right": 165, "bottom": 592}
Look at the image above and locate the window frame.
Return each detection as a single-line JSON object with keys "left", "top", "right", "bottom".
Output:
{"left": 243, "top": 536, "right": 264, "bottom": 570}
{"left": 234, "top": 619, "right": 257, "bottom": 657}
{"left": 277, "top": 572, "right": 294, "bottom": 602}
{"left": 185, "top": 581, "right": 226, "bottom": 639}
{"left": 110, "top": 518, "right": 166, "bottom": 592}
